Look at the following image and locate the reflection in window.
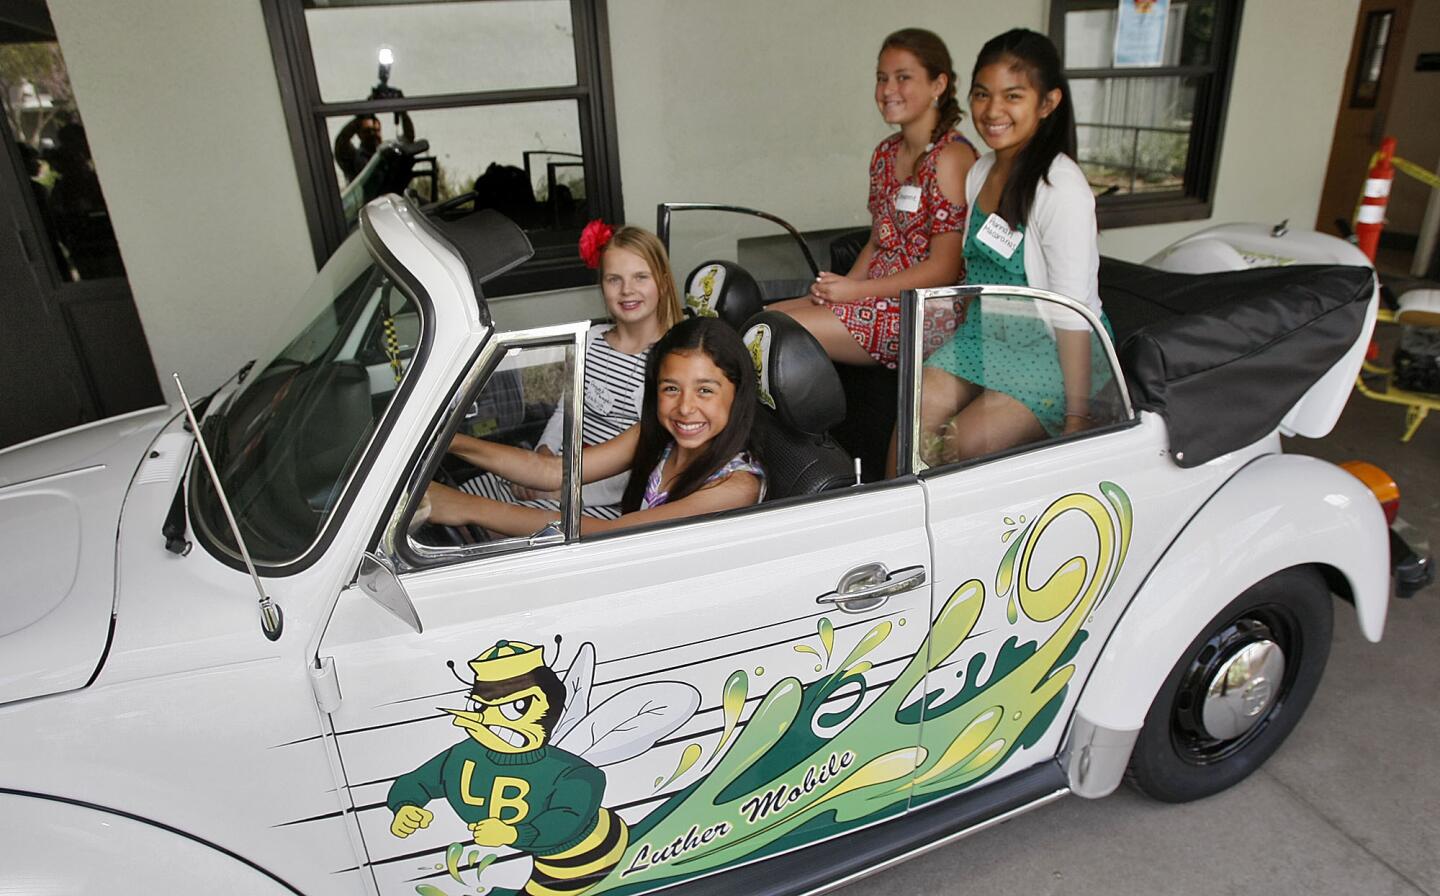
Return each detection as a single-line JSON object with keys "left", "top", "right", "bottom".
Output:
{"left": 327, "top": 101, "right": 589, "bottom": 231}
{"left": 1072, "top": 75, "right": 1197, "bottom": 195}
{"left": 1052, "top": 0, "right": 1240, "bottom": 219}
{"left": 305, "top": 0, "right": 576, "bottom": 102}
{"left": 918, "top": 293, "right": 1125, "bottom": 468}
{"left": 0, "top": 40, "right": 124, "bottom": 280}
{"left": 263, "top": 0, "right": 622, "bottom": 295}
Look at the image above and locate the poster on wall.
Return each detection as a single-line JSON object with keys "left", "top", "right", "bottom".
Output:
{"left": 1114, "top": 0, "right": 1170, "bottom": 67}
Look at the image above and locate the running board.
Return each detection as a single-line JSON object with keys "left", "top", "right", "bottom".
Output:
{"left": 644, "top": 762, "right": 1069, "bottom": 896}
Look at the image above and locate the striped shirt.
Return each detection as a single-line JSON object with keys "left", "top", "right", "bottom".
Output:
{"left": 461, "top": 325, "right": 648, "bottom": 517}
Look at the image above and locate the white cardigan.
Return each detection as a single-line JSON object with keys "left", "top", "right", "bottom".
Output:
{"left": 963, "top": 152, "right": 1102, "bottom": 330}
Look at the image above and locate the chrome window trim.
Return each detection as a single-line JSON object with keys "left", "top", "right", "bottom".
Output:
{"left": 385, "top": 321, "right": 589, "bottom": 570}
{"left": 191, "top": 223, "right": 432, "bottom": 576}
{"left": 906, "top": 284, "right": 1134, "bottom": 474}
{"left": 655, "top": 201, "right": 822, "bottom": 278}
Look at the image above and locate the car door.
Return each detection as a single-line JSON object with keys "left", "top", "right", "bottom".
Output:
{"left": 317, "top": 326, "right": 934, "bottom": 896}
{"left": 897, "top": 286, "right": 1212, "bottom": 809}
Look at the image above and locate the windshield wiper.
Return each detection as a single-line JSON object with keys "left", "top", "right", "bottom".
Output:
{"left": 162, "top": 359, "right": 254, "bottom": 554}
{"left": 162, "top": 473, "right": 191, "bottom": 556}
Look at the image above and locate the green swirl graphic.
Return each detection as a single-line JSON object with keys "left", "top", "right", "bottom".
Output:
{"left": 588, "top": 483, "right": 1132, "bottom": 895}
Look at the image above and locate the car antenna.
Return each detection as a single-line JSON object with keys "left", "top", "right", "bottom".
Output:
{"left": 173, "top": 372, "right": 284, "bottom": 641}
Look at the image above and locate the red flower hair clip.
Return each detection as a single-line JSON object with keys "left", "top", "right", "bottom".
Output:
{"left": 578, "top": 219, "right": 614, "bottom": 269}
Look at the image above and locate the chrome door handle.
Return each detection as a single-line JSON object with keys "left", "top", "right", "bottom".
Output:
{"left": 817, "top": 563, "right": 927, "bottom": 612}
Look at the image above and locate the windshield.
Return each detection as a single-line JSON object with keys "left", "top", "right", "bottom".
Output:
{"left": 192, "top": 237, "right": 424, "bottom": 565}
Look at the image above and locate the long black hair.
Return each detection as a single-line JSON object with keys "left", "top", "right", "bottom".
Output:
{"left": 621, "top": 317, "right": 758, "bottom": 513}
{"left": 881, "top": 27, "right": 962, "bottom": 147}
{"left": 973, "top": 29, "right": 1077, "bottom": 229}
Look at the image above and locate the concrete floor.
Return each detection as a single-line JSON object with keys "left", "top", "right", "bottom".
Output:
{"left": 843, "top": 335, "right": 1440, "bottom": 895}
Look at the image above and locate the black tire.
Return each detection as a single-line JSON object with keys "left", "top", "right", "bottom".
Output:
{"left": 1127, "top": 566, "right": 1333, "bottom": 802}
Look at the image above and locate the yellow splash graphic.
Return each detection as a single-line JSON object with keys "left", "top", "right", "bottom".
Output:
{"left": 910, "top": 707, "right": 1001, "bottom": 787}
{"left": 793, "top": 644, "right": 823, "bottom": 672}
{"left": 717, "top": 671, "right": 749, "bottom": 753}
{"left": 657, "top": 743, "right": 705, "bottom": 789}
{"left": 818, "top": 617, "right": 835, "bottom": 662}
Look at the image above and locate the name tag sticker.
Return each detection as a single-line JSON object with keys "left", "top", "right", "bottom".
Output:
{"left": 894, "top": 185, "right": 922, "bottom": 213}
{"left": 977, "top": 213, "right": 1022, "bottom": 259}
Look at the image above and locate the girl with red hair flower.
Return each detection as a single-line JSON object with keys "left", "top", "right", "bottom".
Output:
{"left": 459, "top": 221, "right": 683, "bottom": 518}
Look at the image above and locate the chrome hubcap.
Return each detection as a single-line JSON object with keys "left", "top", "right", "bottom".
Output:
{"left": 1200, "top": 639, "right": 1286, "bottom": 740}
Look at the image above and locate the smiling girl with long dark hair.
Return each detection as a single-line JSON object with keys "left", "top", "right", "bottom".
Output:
{"left": 425, "top": 317, "right": 764, "bottom": 535}
{"left": 916, "top": 28, "right": 1112, "bottom": 463}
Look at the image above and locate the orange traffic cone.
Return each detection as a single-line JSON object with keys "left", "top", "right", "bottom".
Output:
{"left": 1355, "top": 136, "right": 1396, "bottom": 262}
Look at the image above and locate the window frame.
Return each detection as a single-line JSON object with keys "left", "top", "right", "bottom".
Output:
{"left": 260, "top": 0, "right": 624, "bottom": 295}
{"left": 394, "top": 322, "right": 587, "bottom": 571}
{"left": 902, "top": 286, "right": 1137, "bottom": 478}
{"left": 1049, "top": 0, "right": 1245, "bottom": 229}
{"left": 194, "top": 220, "right": 435, "bottom": 576}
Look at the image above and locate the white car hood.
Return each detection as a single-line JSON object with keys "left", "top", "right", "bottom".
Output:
{"left": 0, "top": 407, "right": 173, "bottom": 704}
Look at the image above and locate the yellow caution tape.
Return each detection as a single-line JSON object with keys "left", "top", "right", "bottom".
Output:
{"left": 1352, "top": 151, "right": 1440, "bottom": 227}
{"left": 1393, "top": 155, "right": 1440, "bottom": 191}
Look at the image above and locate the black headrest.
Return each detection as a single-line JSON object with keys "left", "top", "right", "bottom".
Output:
{"left": 740, "top": 311, "right": 845, "bottom": 436}
{"left": 684, "top": 260, "right": 764, "bottom": 331}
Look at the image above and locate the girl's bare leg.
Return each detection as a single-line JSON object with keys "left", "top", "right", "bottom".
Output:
{"left": 771, "top": 298, "right": 878, "bottom": 367}
{"left": 886, "top": 367, "right": 982, "bottom": 476}
{"left": 941, "top": 390, "right": 1047, "bottom": 462}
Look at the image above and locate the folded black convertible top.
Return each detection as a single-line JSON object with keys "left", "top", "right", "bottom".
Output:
{"left": 1099, "top": 258, "right": 1373, "bottom": 467}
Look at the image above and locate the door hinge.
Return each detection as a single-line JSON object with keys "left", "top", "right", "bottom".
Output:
{"left": 310, "top": 655, "right": 342, "bottom": 714}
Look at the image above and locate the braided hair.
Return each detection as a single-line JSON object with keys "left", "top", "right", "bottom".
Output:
{"left": 880, "top": 27, "right": 962, "bottom": 146}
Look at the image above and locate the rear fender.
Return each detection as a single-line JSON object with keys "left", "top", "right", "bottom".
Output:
{"left": 1074, "top": 454, "right": 1387, "bottom": 737}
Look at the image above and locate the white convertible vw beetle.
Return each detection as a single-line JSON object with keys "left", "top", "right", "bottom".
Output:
{"left": 0, "top": 196, "right": 1411, "bottom": 895}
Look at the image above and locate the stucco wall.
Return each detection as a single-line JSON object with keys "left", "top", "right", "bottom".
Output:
{"left": 44, "top": 0, "right": 1365, "bottom": 394}
{"left": 607, "top": 0, "right": 1363, "bottom": 265}
{"left": 606, "top": 0, "right": 1034, "bottom": 235}
{"left": 47, "top": 0, "right": 317, "bottom": 398}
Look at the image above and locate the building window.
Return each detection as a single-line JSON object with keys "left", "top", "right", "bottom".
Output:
{"left": 261, "top": 0, "right": 623, "bottom": 296}
{"left": 1049, "top": 0, "right": 1243, "bottom": 228}
{"left": 1348, "top": 9, "right": 1394, "bottom": 109}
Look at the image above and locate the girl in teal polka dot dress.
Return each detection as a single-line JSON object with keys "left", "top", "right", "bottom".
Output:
{"left": 914, "top": 29, "right": 1112, "bottom": 466}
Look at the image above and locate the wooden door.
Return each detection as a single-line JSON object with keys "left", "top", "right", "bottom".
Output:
{"left": 1316, "top": 0, "right": 1414, "bottom": 237}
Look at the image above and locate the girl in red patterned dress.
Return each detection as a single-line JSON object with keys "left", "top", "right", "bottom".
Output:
{"left": 773, "top": 28, "right": 977, "bottom": 368}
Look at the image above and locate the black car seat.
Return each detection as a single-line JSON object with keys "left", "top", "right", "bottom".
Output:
{"left": 828, "top": 227, "right": 871, "bottom": 274}
{"left": 683, "top": 260, "right": 764, "bottom": 330}
{"left": 739, "top": 311, "right": 856, "bottom": 499}
{"left": 695, "top": 239, "right": 894, "bottom": 482}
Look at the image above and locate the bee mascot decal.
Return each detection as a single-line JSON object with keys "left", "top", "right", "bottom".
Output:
{"left": 388, "top": 639, "right": 699, "bottom": 896}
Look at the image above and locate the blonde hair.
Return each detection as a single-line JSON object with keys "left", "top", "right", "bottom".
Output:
{"left": 602, "top": 226, "right": 683, "bottom": 330}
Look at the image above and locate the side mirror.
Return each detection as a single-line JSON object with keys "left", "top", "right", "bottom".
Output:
{"left": 357, "top": 551, "right": 422, "bottom": 634}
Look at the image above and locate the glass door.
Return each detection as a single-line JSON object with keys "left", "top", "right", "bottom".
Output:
{"left": 0, "top": 12, "right": 161, "bottom": 447}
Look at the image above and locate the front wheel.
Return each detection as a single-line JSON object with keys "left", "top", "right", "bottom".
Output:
{"left": 1127, "top": 566, "right": 1333, "bottom": 802}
